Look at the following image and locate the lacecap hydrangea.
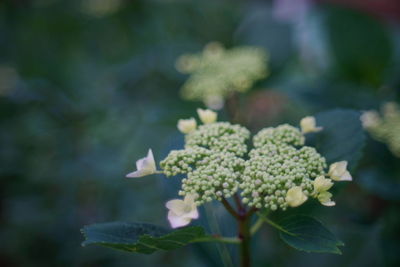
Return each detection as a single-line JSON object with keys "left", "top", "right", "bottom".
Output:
{"left": 127, "top": 109, "right": 352, "bottom": 228}
{"left": 176, "top": 42, "right": 268, "bottom": 109}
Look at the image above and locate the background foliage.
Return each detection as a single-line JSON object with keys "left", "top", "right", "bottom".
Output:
{"left": 0, "top": 0, "right": 399, "bottom": 266}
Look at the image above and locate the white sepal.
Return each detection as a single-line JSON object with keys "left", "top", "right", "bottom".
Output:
{"left": 126, "top": 149, "right": 157, "bottom": 178}
{"left": 285, "top": 186, "right": 308, "bottom": 207}
{"left": 166, "top": 194, "right": 199, "bottom": 228}
{"left": 197, "top": 108, "right": 217, "bottom": 124}
{"left": 300, "top": 116, "right": 323, "bottom": 134}
{"left": 328, "top": 161, "right": 352, "bottom": 181}
{"left": 177, "top": 118, "right": 197, "bottom": 134}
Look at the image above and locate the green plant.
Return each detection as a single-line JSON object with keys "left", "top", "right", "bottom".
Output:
{"left": 81, "top": 108, "right": 365, "bottom": 267}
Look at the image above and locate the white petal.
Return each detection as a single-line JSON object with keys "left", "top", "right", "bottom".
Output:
{"left": 167, "top": 211, "right": 191, "bottom": 228}
{"left": 146, "top": 149, "right": 156, "bottom": 170}
{"left": 300, "top": 116, "right": 323, "bottom": 134}
{"left": 285, "top": 186, "right": 308, "bottom": 207}
{"left": 197, "top": 108, "right": 217, "bottom": 124}
{"left": 135, "top": 157, "right": 147, "bottom": 170}
{"left": 165, "top": 199, "right": 186, "bottom": 216}
{"left": 177, "top": 118, "right": 197, "bottom": 134}
{"left": 318, "top": 191, "right": 335, "bottom": 207}
{"left": 183, "top": 194, "right": 197, "bottom": 204}
{"left": 313, "top": 176, "right": 333, "bottom": 193}
{"left": 329, "top": 161, "right": 352, "bottom": 181}
{"left": 126, "top": 170, "right": 146, "bottom": 178}
{"left": 340, "top": 171, "right": 352, "bottom": 181}
{"left": 184, "top": 206, "right": 199, "bottom": 220}
{"left": 330, "top": 161, "right": 347, "bottom": 175}
{"left": 321, "top": 201, "right": 336, "bottom": 207}
{"left": 126, "top": 149, "right": 157, "bottom": 178}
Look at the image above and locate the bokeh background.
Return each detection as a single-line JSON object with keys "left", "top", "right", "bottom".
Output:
{"left": 1, "top": 0, "right": 400, "bottom": 266}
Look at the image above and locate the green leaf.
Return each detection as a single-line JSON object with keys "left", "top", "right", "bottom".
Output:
{"left": 314, "top": 109, "right": 365, "bottom": 170}
{"left": 81, "top": 222, "right": 208, "bottom": 254}
{"left": 357, "top": 168, "right": 400, "bottom": 201}
{"left": 277, "top": 215, "right": 344, "bottom": 254}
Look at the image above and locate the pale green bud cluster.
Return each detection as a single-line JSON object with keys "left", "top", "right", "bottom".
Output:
{"left": 176, "top": 42, "right": 268, "bottom": 109}
{"left": 160, "top": 147, "right": 212, "bottom": 177}
{"left": 253, "top": 124, "right": 305, "bottom": 148}
{"left": 180, "top": 152, "right": 245, "bottom": 204}
{"left": 362, "top": 102, "right": 400, "bottom": 157}
{"left": 161, "top": 122, "right": 249, "bottom": 204}
{"left": 240, "top": 141, "right": 326, "bottom": 210}
{"left": 185, "top": 122, "right": 250, "bottom": 156}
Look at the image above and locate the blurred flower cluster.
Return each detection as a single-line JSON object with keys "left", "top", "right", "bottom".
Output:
{"left": 361, "top": 102, "right": 400, "bottom": 157}
{"left": 176, "top": 42, "right": 268, "bottom": 109}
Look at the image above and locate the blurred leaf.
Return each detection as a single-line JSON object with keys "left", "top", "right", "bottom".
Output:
{"left": 81, "top": 222, "right": 208, "bottom": 254}
{"left": 314, "top": 109, "right": 366, "bottom": 170}
{"left": 357, "top": 168, "right": 400, "bottom": 201}
{"left": 326, "top": 7, "right": 392, "bottom": 86}
{"left": 277, "top": 215, "right": 344, "bottom": 254}
{"left": 234, "top": 4, "right": 294, "bottom": 69}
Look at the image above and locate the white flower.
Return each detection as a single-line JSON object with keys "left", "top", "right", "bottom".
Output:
{"left": 285, "top": 186, "right": 308, "bottom": 207}
{"left": 360, "top": 111, "right": 380, "bottom": 129}
{"left": 317, "top": 191, "right": 336, "bottom": 206}
{"left": 197, "top": 108, "right": 217, "bottom": 124}
{"left": 126, "top": 149, "right": 157, "bottom": 178}
{"left": 166, "top": 194, "right": 199, "bottom": 228}
{"left": 313, "top": 176, "right": 333, "bottom": 193}
{"left": 177, "top": 118, "right": 197, "bottom": 134}
{"left": 328, "top": 161, "right": 352, "bottom": 181}
{"left": 300, "top": 116, "right": 323, "bottom": 134}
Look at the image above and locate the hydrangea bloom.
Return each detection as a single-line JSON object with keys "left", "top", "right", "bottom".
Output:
{"left": 176, "top": 42, "right": 268, "bottom": 109}
{"left": 160, "top": 109, "right": 350, "bottom": 214}
{"left": 129, "top": 109, "right": 352, "bottom": 227}
{"left": 361, "top": 102, "right": 400, "bottom": 157}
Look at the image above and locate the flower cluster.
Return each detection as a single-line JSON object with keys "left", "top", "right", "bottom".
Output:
{"left": 161, "top": 111, "right": 248, "bottom": 204}
{"left": 240, "top": 139, "right": 327, "bottom": 210}
{"left": 176, "top": 42, "right": 268, "bottom": 109}
{"left": 126, "top": 109, "right": 352, "bottom": 228}
{"left": 361, "top": 102, "right": 400, "bottom": 157}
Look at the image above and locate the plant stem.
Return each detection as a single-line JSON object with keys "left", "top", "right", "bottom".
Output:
{"left": 220, "top": 196, "right": 254, "bottom": 266}
{"left": 221, "top": 198, "right": 240, "bottom": 219}
{"left": 234, "top": 193, "right": 245, "bottom": 212}
{"left": 238, "top": 215, "right": 251, "bottom": 267}
{"left": 250, "top": 217, "right": 264, "bottom": 235}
